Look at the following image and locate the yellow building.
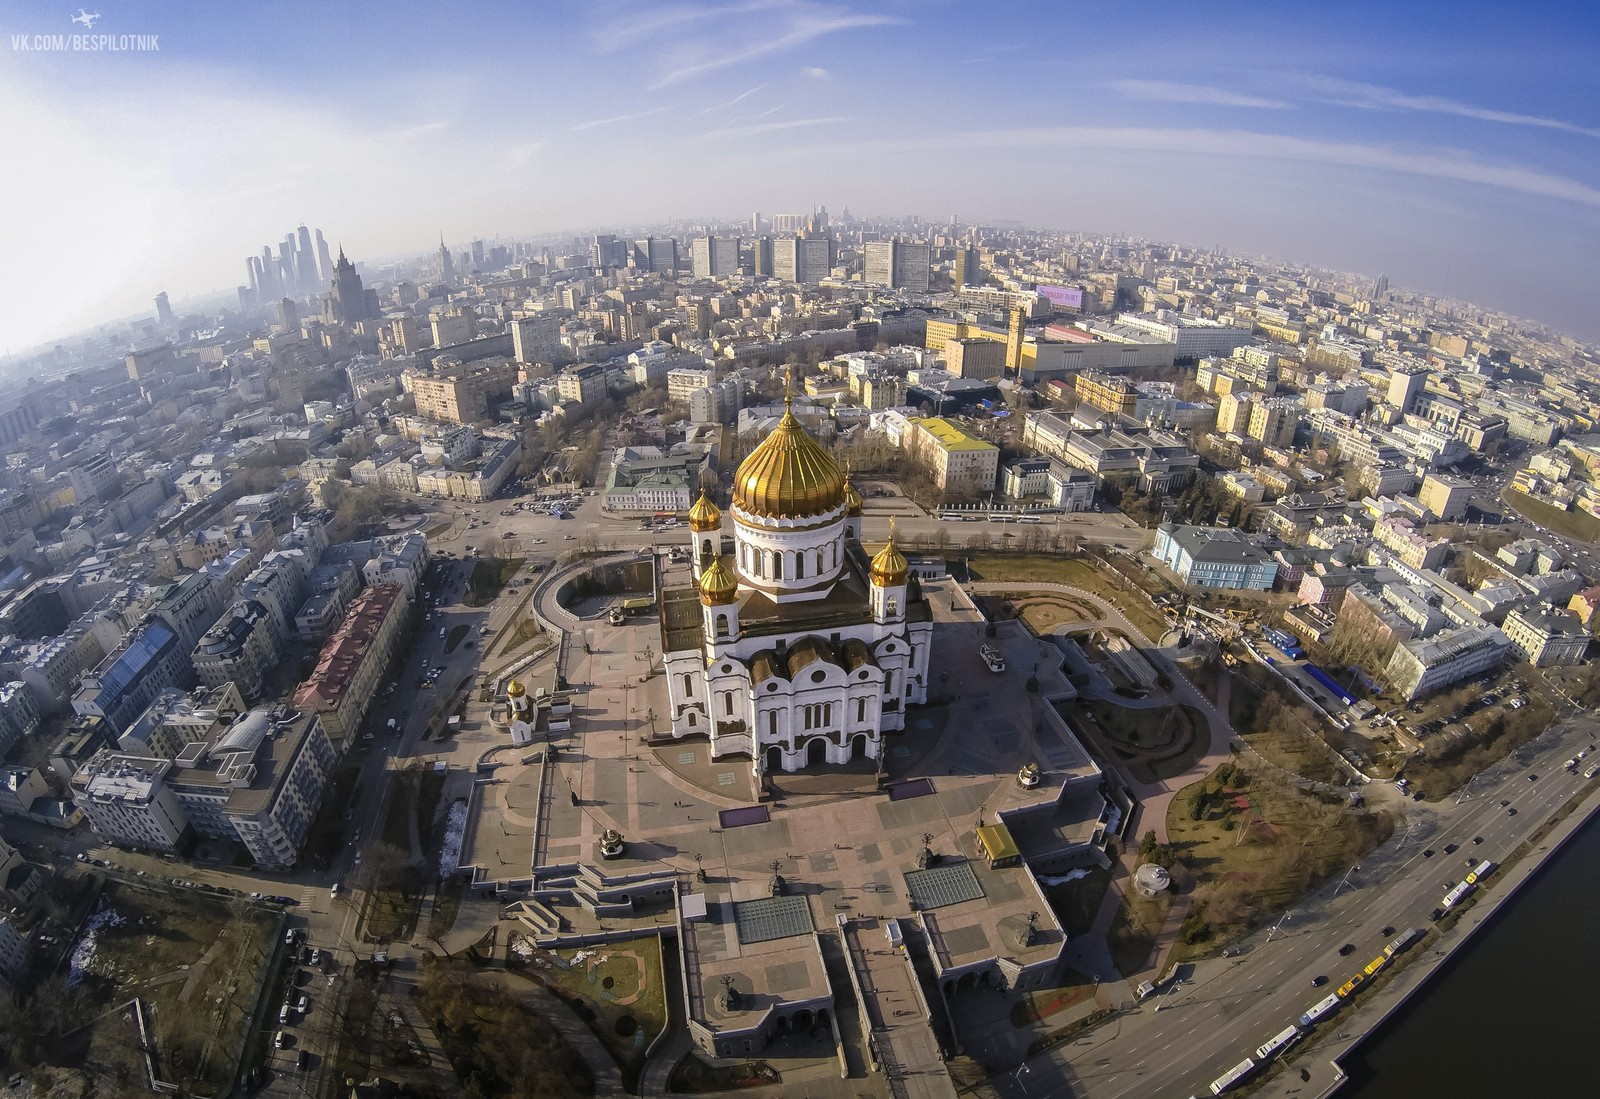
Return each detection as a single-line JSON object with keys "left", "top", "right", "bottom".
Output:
{"left": 908, "top": 417, "right": 999, "bottom": 494}
{"left": 402, "top": 359, "right": 516, "bottom": 424}
{"left": 1217, "top": 390, "right": 1256, "bottom": 435}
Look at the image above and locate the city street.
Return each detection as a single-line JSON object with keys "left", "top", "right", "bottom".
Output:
{"left": 987, "top": 710, "right": 1600, "bottom": 1099}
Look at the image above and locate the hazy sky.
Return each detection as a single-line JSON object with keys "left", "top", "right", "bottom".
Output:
{"left": 3, "top": 0, "right": 1598, "bottom": 351}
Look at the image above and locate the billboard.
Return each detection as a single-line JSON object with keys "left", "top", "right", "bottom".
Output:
{"left": 1037, "top": 285, "right": 1083, "bottom": 310}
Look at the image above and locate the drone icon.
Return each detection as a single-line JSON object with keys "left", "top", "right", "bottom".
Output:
{"left": 71, "top": 9, "right": 101, "bottom": 29}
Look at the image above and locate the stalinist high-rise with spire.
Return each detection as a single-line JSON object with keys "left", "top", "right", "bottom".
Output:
{"left": 660, "top": 382, "right": 934, "bottom": 777}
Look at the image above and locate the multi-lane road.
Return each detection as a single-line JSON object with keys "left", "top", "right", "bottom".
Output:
{"left": 992, "top": 710, "right": 1600, "bottom": 1099}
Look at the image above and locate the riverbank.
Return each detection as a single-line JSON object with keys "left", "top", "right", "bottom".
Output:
{"left": 1254, "top": 770, "right": 1600, "bottom": 1098}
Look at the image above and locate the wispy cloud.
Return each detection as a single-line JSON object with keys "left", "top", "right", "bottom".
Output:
{"left": 1111, "top": 80, "right": 1292, "bottom": 110}
{"left": 699, "top": 83, "right": 769, "bottom": 115}
{"left": 799, "top": 125, "right": 1600, "bottom": 209}
{"left": 700, "top": 114, "right": 850, "bottom": 140}
{"left": 649, "top": 4, "right": 900, "bottom": 88}
{"left": 394, "top": 120, "right": 451, "bottom": 142}
{"left": 1297, "top": 75, "right": 1600, "bottom": 140}
{"left": 801, "top": 66, "right": 830, "bottom": 80}
{"left": 569, "top": 106, "right": 669, "bottom": 132}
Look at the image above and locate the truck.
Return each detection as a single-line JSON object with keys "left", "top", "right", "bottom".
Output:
{"left": 1254, "top": 1025, "right": 1303, "bottom": 1062}
{"left": 1299, "top": 992, "right": 1342, "bottom": 1027}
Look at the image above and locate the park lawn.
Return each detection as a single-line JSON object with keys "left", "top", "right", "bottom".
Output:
{"left": 515, "top": 936, "right": 669, "bottom": 1087}
{"left": 968, "top": 555, "right": 1168, "bottom": 642}
{"left": 362, "top": 767, "right": 447, "bottom": 941}
{"left": 1106, "top": 891, "right": 1165, "bottom": 978}
{"left": 1164, "top": 761, "right": 1394, "bottom": 953}
{"left": 76, "top": 882, "right": 279, "bottom": 1096}
{"left": 1501, "top": 488, "right": 1600, "bottom": 542}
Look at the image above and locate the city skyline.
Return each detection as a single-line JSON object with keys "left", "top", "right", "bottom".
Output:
{"left": 2, "top": 0, "right": 1598, "bottom": 349}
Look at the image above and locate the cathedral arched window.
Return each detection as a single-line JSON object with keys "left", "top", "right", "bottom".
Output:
{"left": 723, "top": 692, "right": 734, "bottom": 715}
{"left": 716, "top": 613, "right": 729, "bottom": 635}
{"left": 771, "top": 552, "right": 783, "bottom": 581}
{"left": 768, "top": 710, "right": 779, "bottom": 736}
{"left": 816, "top": 549, "right": 825, "bottom": 574}
{"left": 857, "top": 697, "right": 866, "bottom": 723}
{"left": 682, "top": 673, "right": 693, "bottom": 697}
{"left": 794, "top": 553, "right": 804, "bottom": 580}
{"left": 702, "top": 538, "right": 713, "bottom": 559}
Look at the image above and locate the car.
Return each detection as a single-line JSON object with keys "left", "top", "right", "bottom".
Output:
{"left": 297, "top": 994, "right": 308, "bottom": 1013}
{"left": 1311, "top": 975, "right": 1328, "bottom": 987}
{"left": 1412, "top": 791, "right": 1424, "bottom": 800}
{"left": 1529, "top": 774, "right": 1539, "bottom": 781}
{"left": 309, "top": 948, "right": 321, "bottom": 966}
{"left": 1422, "top": 850, "right": 1434, "bottom": 858}
{"left": 1472, "top": 835, "right": 1484, "bottom": 845}
{"left": 1429, "top": 907, "right": 1445, "bottom": 922}
{"left": 1339, "top": 943, "right": 1356, "bottom": 955}
{"left": 1500, "top": 799, "right": 1511, "bottom": 807}
{"left": 1381, "top": 926, "right": 1395, "bottom": 936}
{"left": 1507, "top": 807, "right": 1518, "bottom": 816}
{"left": 296, "top": 1051, "right": 312, "bottom": 1071}
{"left": 1444, "top": 843, "right": 1459, "bottom": 854}
{"left": 275, "top": 1030, "right": 289, "bottom": 1049}
{"left": 250, "top": 891, "right": 263, "bottom": 900}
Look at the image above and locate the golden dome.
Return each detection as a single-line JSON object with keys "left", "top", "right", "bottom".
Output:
{"left": 733, "top": 400, "right": 846, "bottom": 519}
{"left": 506, "top": 679, "right": 525, "bottom": 698}
{"left": 698, "top": 556, "right": 739, "bottom": 605}
{"left": 688, "top": 490, "right": 722, "bottom": 532}
{"left": 869, "top": 524, "right": 909, "bottom": 588}
{"left": 843, "top": 472, "right": 863, "bottom": 516}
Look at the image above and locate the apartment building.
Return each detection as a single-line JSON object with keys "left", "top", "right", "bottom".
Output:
{"left": 1384, "top": 624, "right": 1511, "bottom": 700}
{"left": 1152, "top": 524, "right": 1279, "bottom": 590}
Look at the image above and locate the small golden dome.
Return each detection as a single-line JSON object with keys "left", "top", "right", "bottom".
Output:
{"left": 698, "top": 556, "right": 739, "bottom": 605}
{"left": 869, "top": 525, "right": 908, "bottom": 588}
{"left": 506, "top": 679, "right": 525, "bottom": 698}
{"left": 733, "top": 400, "right": 846, "bottom": 520}
{"left": 688, "top": 489, "right": 722, "bottom": 532}
{"left": 843, "top": 476, "right": 863, "bottom": 516}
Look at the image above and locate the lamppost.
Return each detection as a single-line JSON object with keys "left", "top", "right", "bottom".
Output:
{"left": 1012, "top": 1064, "right": 1030, "bottom": 1094}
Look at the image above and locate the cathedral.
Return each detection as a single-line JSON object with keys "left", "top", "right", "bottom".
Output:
{"left": 660, "top": 395, "right": 934, "bottom": 775}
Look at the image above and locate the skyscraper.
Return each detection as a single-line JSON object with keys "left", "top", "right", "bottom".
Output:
{"left": 315, "top": 230, "right": 333, "bottom": 290}
{"left": 750, "top": 212, "right": 761, "bottom": 234}
{"left": 154, "top": 291, "right": 172, "bottom": 325}
{"left": 863, "top": 239, "right": 930, "bottom": 292}
{"left": 691, "top": 236, "right": 740, "bottom": 279}
{"left": 471, "top": 239, "right": 485, "bottom": 268}
{"left": 276, "top": 297, "right": 299, "bottom": 332}
{"left": 326, "top": 248, "right": 374, "bottom": 325}
{"left": 296, "top": 225, "right": 318, "bottom": 295}
{"left": 752, "top": 236, "right": 774, "bottom": 277}
{"left": 774, "top": 231, "right": 833, "bottom": 284}
{"left": 438, "top": 234, "right": 454, "bottom": 281}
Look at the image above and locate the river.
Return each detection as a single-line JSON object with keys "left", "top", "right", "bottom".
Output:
{"left": 1342, "top": 809, "right": 1599, "bottom": 1096}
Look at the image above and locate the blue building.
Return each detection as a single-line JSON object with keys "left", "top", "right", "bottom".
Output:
{"left": 1152, "top": 523, "right": 1279, "bottom": 591}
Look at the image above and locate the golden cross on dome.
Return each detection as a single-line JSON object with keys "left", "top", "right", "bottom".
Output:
{"left": 783, "top": 366, "right": 793, "bottom": 410}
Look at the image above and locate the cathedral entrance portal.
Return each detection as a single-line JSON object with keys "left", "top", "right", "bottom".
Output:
{"left": 850, "top": 733, "right": 869, "bottom": 761}
{"left": 805, "top": 736, "right": 829, "bottom": 768}
{"left": 764, "top": 745, "right": 783, "bottom": 775}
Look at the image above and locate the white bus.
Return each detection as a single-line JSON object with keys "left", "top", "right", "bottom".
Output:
{"left": 1299, "top": 992, "right": 1342, "bottom": 1027}
{"left": 1210, "top": 1058, "right": 1256, "bottom": 1094}
{"left": 1254, "top": 1025, "right": 1303, "bottom": 1062}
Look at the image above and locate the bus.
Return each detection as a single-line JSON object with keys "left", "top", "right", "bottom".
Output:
{"left": 1464, "top": 860, "right": 1498, "bottom": 885}
{"left": 1362, "top": 954, "right": 1390, "bottom": 979}
{"left": 1209, "top": 1058, "right": 1257, "bottom": 1095}
{"left": 1441, "top": 880, "right": 1477, "bottom": 909}
{"left": 1299, "top": 992, "right": 1342, "bottom": 1027}
{"left": 1336, "top": 973, "right": 1365, "bottom": 999}
{"left": 1384, "top": 928, "right": 1423, "bottom": 957}
{"left": 1254, "top": 1025, "right": 1303, "bottom": 1062}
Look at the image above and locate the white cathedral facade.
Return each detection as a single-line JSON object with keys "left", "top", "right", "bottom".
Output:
{"left": 660, "top": 399, "right": 934, "bottom": 775}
